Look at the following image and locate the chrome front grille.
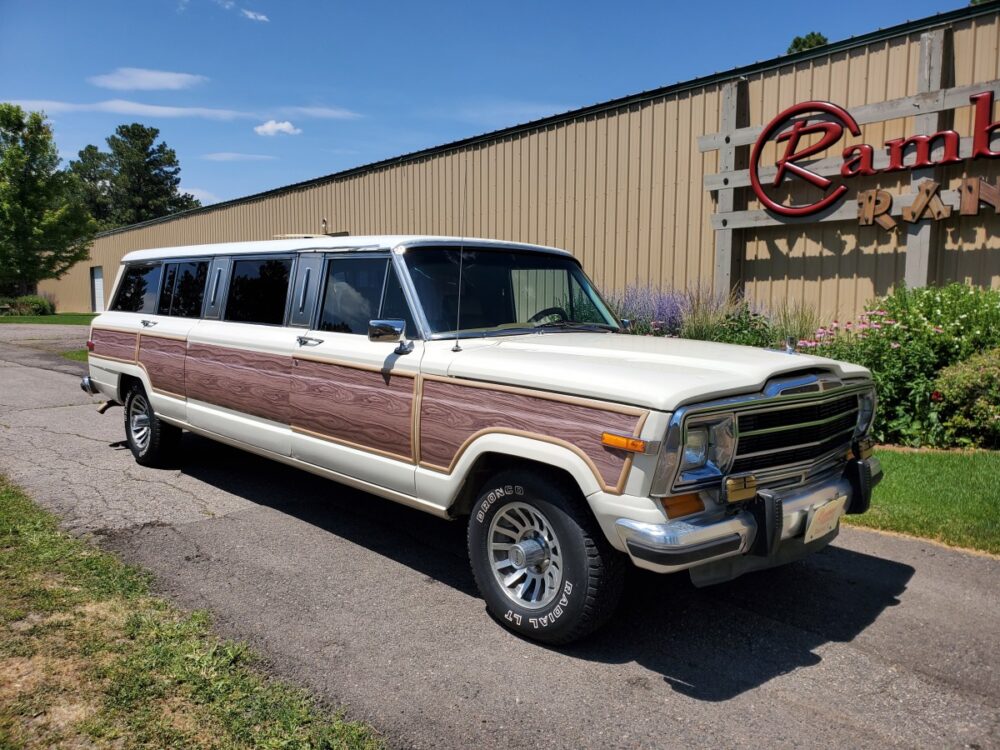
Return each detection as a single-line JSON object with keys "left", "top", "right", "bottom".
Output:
{"left": 731, "top": 393, "right": 859, "bottom": 475}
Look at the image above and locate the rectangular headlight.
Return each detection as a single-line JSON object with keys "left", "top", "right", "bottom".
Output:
{"left": 650, "top": 413, "right": 737, "bottom": 496}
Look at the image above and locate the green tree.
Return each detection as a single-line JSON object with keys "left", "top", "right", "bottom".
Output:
{"left": 0, "top": 104, "right": 96, "bottom": 296}
{"left": 71, "top": 123, "right": 200, "bottom": 229}
{"left": 787, "top": 32, "right": 829, "bottom": 54}
{"left": 68, "top": 144, "right": 113, "bottom": 228}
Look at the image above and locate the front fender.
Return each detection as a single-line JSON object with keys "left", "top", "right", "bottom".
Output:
{"left": 415, "top": 431, "right": 605, "bottom": 510}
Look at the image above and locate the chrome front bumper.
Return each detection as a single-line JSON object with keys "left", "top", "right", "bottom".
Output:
{"left": 615, "top": 457, "right": 882, "bottom": 579}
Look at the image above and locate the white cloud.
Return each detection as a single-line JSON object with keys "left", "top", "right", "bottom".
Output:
{"left": 254, "top": 119, "right": 300, "bottom": 136}
{"left": 241, "top": 8, "right": 269, "bottom": 21}
{"left": 184, "top": 187, "right": 221, "bottom": 204}
{"left": 10, "top": 100, "right": 362, "bottom": 126}
{"left": 282, "top": 105, "right": 361, "bottom": 120}
{"left": 12, "top": 99, "right": 250, "bottom": 120}
{"left": 202, "top": 152, "right": 276, "bottom": 161}
{"left": 214, "top": 0, "right": 235, "bottom": 8}
{"left": 88, "top": 67, "right": 208, "bottom": 91}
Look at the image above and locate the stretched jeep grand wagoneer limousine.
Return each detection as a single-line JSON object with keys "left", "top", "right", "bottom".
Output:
{"left": 81, "top": 236, "right": 882, "bottom": 643}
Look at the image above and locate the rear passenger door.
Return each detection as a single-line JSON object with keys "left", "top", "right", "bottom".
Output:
{"left": 289, "top": 253, "right": 422, "bottom": 494}
{"left": 186, "top": 254, "right": 299, "bottom": 456}
{"left": 135, "top": 258, "right": 209, "bottom": 421}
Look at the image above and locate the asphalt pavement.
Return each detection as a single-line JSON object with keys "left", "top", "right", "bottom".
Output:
{"left": 1, "top": 324, "right": 997, "bottom": 749}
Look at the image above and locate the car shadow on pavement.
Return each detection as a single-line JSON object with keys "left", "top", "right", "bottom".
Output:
{"left": 567, "top": 547, "right": 914, "bottom": 701}
{"left": 174, "top": 433, "right": 914, "bottom": 703}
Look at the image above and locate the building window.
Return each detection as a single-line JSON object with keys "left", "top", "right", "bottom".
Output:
{"left": 111, "top": 263, "right": 162, "bottom": 314}
{"left": 223, "top": 258, "right": 292, "bottom": 325}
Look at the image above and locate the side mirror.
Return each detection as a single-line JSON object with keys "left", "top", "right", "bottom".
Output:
{"left": 368, "top": 319, "right": 405, "bottom": 343}
{"left": 368, "top": 319, "right": 413, "bottom": 354}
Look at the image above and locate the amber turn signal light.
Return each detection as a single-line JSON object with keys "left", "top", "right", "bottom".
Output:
{"left": 601, "top": 432, "right": 647, "bottom": 453}
{"left": 660, "top": 493, "right": 705, "bottom": 519}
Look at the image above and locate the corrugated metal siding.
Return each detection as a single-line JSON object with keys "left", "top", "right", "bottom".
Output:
{"left": 40, "top": 11, "right": 1000, "bottom": 316}
{"left": 739, "top": 14, "right": 1000, "bottom": 318}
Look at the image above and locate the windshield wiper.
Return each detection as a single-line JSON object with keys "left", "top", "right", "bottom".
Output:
{"left": 532, "top": 321, "right": 617, "bottom": 332}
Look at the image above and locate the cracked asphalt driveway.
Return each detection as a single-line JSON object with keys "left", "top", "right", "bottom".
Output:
{"left": 1, "top": 325, "right": 998, "bottom": 749}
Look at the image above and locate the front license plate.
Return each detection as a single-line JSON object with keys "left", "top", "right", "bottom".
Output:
{"left": 804, "top": 495, "right": 848, "bottom": 544}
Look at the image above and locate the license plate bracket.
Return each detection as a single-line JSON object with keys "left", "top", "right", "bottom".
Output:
{"left": 804, "top": 495, "right": 848, "bottom": 544}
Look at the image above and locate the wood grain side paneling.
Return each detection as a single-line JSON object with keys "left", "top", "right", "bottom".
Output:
{"left": 418, "top": 378, "right": 642, "bottom": 490}
{"left": 185, "top": 343, "right": 290, "bottom": 424}
{"left": 289, "top": 358, "right": 415, "bottom": 460}
{"left": 90, "top": 328, "right": 137, "bottom": 362}
{"left": 138, "top": 334, "right": 187, "bottom": 396}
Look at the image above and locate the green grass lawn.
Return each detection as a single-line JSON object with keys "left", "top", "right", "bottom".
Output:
{"left": 0, "top": 476, "right": 382, "bottom": 749}
{"left": 60, "top": 349, "right": 89, "bottom": 362}
{"left": 0, "top": 313, "right": 97, "bottom": 325}
{"left": 846, "top": 449, "right": 1000, "bottom": 554}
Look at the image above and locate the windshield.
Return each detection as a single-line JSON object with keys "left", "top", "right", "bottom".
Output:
{"left": 402, "top": 247, "right": 619, "bottom": 337}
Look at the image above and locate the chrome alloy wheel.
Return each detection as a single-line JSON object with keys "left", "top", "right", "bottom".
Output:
{"left": 128, "top": 393, "right": 151, "bottom": 451}
{"left": 488, "top": 502, "right": 563, "bottom": 609}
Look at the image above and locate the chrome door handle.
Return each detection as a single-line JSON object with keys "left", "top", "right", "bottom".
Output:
{"left": 140, "top": 319, "right": 158, "bottom": 328}
{"left": 296, "top": 336, "right": 323, "bottom": 346}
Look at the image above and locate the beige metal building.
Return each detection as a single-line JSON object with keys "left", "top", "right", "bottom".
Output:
{"left": 41, "top": 4, "right": 1000, "bottom": 318}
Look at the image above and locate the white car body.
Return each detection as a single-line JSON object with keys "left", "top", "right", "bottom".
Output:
{"left": 82, "top": 236, "right": 881, "bottom": 637}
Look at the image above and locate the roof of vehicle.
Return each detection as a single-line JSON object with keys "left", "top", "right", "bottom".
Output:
{"left": 120, "top": 235, "right": 574, "bottom": 263}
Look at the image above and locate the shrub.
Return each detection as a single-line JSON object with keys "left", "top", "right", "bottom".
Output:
{"left": 0, "top": 296, "right": 14, "bottom": 314}
{"left": 677, "top": 287, "right": 730, "bottom": 341}
{"left": 605, "top": 285, "right": 685, "bottom": 335}
{"left": 932, "top": 347, "right": 1000, "bottom": 448}
{"left": 689, "top": 299, "right": 774, "bottom": 348}
{"left": 770, "top": 299, "right": 822, "bottom": 348}
{"left": 11, "top": 294, "right": 55, "bottom": 315}
{"left": 811, "top": 284, "right": 1000, "bottom": 445}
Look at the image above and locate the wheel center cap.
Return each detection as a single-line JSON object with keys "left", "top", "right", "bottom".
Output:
{"left": 509, "top": 537, "right": 546, "bottom": 569}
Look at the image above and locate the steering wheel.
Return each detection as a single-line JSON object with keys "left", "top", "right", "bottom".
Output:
{"left": 528, "top": 306, "right": 570, "bottom": 324}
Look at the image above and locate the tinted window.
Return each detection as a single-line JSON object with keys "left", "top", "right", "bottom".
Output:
{"left": 319, "top": 258, "right": 387, "bottom": 334}
{"left": 157, "top": 262, "right": 209, "bottom": 317}
{"left": 111, "top": 263, "right": 162, "bottom": 313}
{"left": 157, "top": 264, "right": 177, "bottom": 315}
{"left": 224, "top": 258, "right": 292, "bottom": 325}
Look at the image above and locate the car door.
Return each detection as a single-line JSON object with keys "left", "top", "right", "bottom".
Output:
{"left": 89, "top": 260, "right": 161, "bottom": 401}
{"left": 134, "top": 258, "right": 210, "bottom": 421}
{"left": 289, "top": 252, "right": 422, "bottom": 494}
{"left": 186, "top": 254, "right": 299, "bottom": 457}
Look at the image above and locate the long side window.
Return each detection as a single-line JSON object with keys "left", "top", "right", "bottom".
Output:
{"left": 111, "top": 263, "right": 162, "bottom": 313}
{"left": 224, "top": 258, "right": 293, "bottom": 325}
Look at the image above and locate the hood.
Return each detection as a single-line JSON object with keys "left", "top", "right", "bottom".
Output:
{"left": 438, "top": 333, "right": 871, "bottom": 412}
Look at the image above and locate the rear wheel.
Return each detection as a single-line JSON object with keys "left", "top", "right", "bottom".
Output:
{"left": 467, "top": 469, "right": 625, "bottom": 644}
{"left": 123, "top": 382, "right": 180, "bottom": 467}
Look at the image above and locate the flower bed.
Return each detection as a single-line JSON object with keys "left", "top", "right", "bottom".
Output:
{"left": 608, "top": 283, "right": 1000, "bottom": 447}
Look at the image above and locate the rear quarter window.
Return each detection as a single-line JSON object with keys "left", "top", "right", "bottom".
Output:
{"left": 111, "top": 263, "right": 162, "bottom": 313}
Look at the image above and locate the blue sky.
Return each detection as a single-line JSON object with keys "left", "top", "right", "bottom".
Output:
{"left": 0, "top": 0, "right": 968, "bottom": 205}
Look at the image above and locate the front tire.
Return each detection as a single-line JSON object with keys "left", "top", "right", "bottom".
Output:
{"left": 467, "top": 469, "right": 625, "bottom": 644}
{"left": 123, "top": 382, "right": 180, "bottom": 467}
